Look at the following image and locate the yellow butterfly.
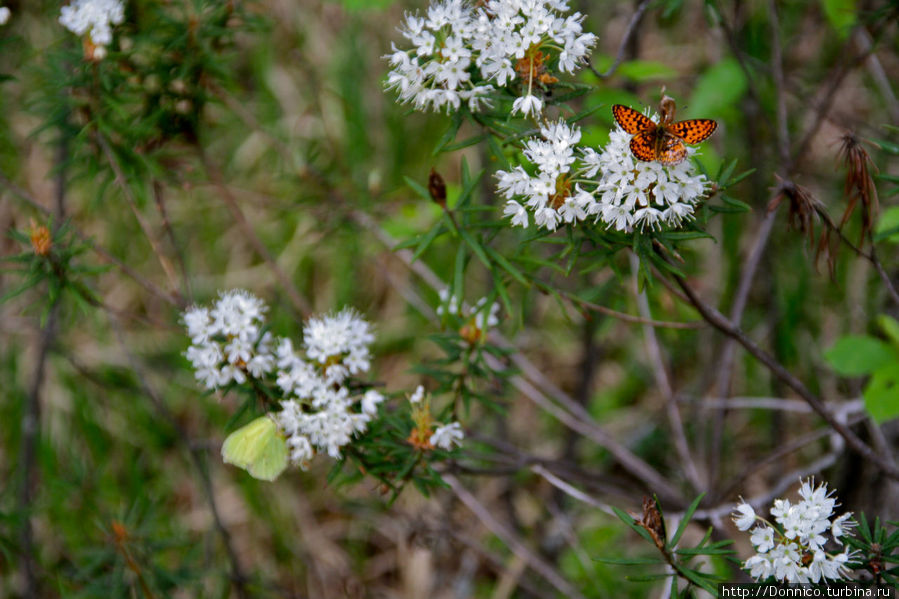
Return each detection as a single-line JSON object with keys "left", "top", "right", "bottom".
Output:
{"left": 221, "top": 416, "right": 288, "bottom": 481}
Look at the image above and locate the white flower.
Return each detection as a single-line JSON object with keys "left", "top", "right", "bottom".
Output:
{"left": 592, "top": 122, "right": 709, "bottom": 231}
{"left": 496, "top": 119, "right": 597, "bottom": 231}
{"left": 470, "top": 297, "right": 500, "bottom": 330}
{"left": 736, "top": 478, "right": 857, "bottom": 583}
{"left": 503, "top": 200, "right": 529, "bottom": 228}
{"left": 409, "top": 385, "right": 426, "bottom": 404}
{"left": 831, "top": 513, "right": 855, "bottom": 541}
{"left": 744, "top": 554, "right": 773, "bottom": 580}
{"left": 59, "top": 0, "right": 124, "bottom": 48}
{"left": 361, "top": 390, "right": 385, "bottom": 416}
{"left": 430, "top": 422, "right": 464, "bottom": 450}
{"left": 0, "top": 7, "right": 10, "bottom": 25}
{"left": 209, "top": 289, "right": 267, "bottom": 342}
{"left": 304, "top": 308, "right": 374, "bottom": 380}
{"left": 183, "top": 306, "right": 212, "bottom": 345}
{"left": 750, "top": 526, "right": 776, "bottom": 553}
{"left": 184, "top": 294, "right": 384, "bottom": 472}
{"left": 511, "top": 94, "right": 542, "bottom": 118}
{"left": 732, "top": 502, "right": 756, "bottom": 531}
{"left": 385, "top": 1, "right": 493, "bottom": 114}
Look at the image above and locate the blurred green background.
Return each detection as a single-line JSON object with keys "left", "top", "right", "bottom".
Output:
{"left": 1, "top": 0, "right": 898, "bottom": 596}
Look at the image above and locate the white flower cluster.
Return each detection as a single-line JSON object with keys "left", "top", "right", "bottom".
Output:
{"left": 592, "top": 124, "right": 708, "bottom": 231}
{"left": 498, "top": 118, "right": 710, "bottom": 232}
{"left": 183, "top": 289, "right": 275, "bottom": 389}
{"left": 274, "top": 309, "right": 383, "bottom": 465}
{"left": 385, "top": 0, "right": 596, "bottom": 116}
{"left": 498, "top": 120, "right": 598, "bottom": 231}
{"left": 59, "top": 0, "right": 125, "bottom": 54}
{"left": 0, "top": 6, "right": 10, "bottom": 25}
{"left": 183, "top": 293, "right": 385, "bottom": 469}
{"left": 386, "top": 0, "right": 492, "bottom": 113}
{"left": 437, "top": 289, "right": 501, "bottom": 331}
{"left": 733, "top": 478, "right": 859, "bottom": 583}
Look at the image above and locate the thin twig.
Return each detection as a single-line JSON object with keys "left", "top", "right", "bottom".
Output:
{"left": 536, "top": 279, "right": 704, "bottom": 329}
{"left": 97, "top": 134, "right": 182, "bottom": 301}
{"left": 20, "top": 303, "right": 58, "bottom": 599}
{"left": 105, "top": 313, "right": 251, "bottom": 599}
{"left": 791, "top": 23, "right": 887, "bottom": 168}
{"left": 444, "top": 474, "right": 587, "bottom": 599}
{"left": 152, "top": 180, "right": 193, "bottom": 301}
{"left": 717, "top": 411, "right": 868, "bottom": 503}
{"left": 531, "top": 465, "right": 616, "bottom": 517}
{"left": 20, "top": 135, "right": 68, "bottom": 599}
{"left": 588, "top": 0, "right": 651, "bottom": 79}
{"left": 708, "top": 207, "right": 778, "bottom": 486}
{"left": 630, "top": 254, "right": 704, "bottom": 492}
{"left": 671, "top": 272, "right": 899, "bottom": 481}
{"left": 350, "top": 209, "right": 681, "bottom": 501}
{"left": 199, "top": 150, "right": 312, "bottom": 317}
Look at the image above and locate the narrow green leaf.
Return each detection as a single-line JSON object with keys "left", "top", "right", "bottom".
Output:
{"left": 612, "top": 507, "right": 654, "bottom": 544}
{"left": 879, "top": 315, "right": 899, "bottom": 349}
{"left": 403, "top": 176, "right": 432, "bottom": 202}
{"left": 432, "top": 111, "right": 464, "bottom": 156}
{"left": 411, "top": 221, "right": 446, "bottom": 262}
{"left": 484, "top": 245, "right": 529, "bottom": 286}
{"left": 670, "top": 494, "right": 704, "bottom": 547}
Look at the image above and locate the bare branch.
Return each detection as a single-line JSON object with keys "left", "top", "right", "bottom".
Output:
{"left": 444, "top": 474, "right": 587, "bottom": 599}
{"left": 588, "top": 0, "right": 651, "bottom": 79}
{"left": 671, "top": 272, "right": 899, "bottom": 481}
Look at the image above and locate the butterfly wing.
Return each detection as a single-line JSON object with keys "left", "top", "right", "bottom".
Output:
{"left": 612, "top": 104, "right": 655, "bottom": 134}
{"left": 657, "top": 134, "right": 688, "bottom": 165}
{"left": 667, "top": 119, "right": 717, "bottom": 144}
{"left": 629, "top": 131, "right": 658, "bottom": 162}
{"left": 222, "top": 416, "right": 270, "bottom": 469}
{"left": 248, "top": 430, "right": 288, "bottom": 482}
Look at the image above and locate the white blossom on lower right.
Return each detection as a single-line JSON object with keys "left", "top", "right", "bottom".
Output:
{"left": 732, "top": 478, "right": 860, "bottom": 583}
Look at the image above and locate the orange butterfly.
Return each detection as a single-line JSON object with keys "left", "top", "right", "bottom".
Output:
{"left": 612, "top": 97, "right": 717, "bottom": 166}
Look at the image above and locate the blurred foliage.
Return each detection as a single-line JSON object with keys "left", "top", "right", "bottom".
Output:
{"left": 0, "top": 0, "right": 898, "bottom": 596}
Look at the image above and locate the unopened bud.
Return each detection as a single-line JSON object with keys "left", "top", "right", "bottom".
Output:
{"left": 428, "top": 168, "right": 447, "bottom": 207}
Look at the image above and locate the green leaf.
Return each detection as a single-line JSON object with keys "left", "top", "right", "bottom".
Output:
{"left": 612, "top": 507, "right": 654, "bottom": 544}
{"left": 720, "top": 196, "right": 752, "bottom": 213}
{"left": 403, "top": 176, "right": 432, "bottom": 203}
{"left": 484, "top": 245, "right": 529, "bottom": 286}
{"left": 442, "top": 133, "right": 489, "bottom": 153}
{"left": 432, "top": 111, "right": 464, "bottom": 156}
{"left": 454, "top": 167, "right": 484, "bottom": 209}
{"left": 594, "top": 556, "right": 664, "bottom": 565}
{"left": 872, "top": 138, "right": 899, "bottom": 155}
{"left": 670, "top": 494, "right": 704, "bottom": 547}
{"left": 617, "top": 60, "right": 678, "bottom": 82}
{"left": 874, "top": 206, "right": 899, "bottom": 243}
{"left": 687, "top": 58, "right": 747, "bottom": 118}
{"left": 411, "top": 220, "right": 446, "bottom": 263}
{"left": 820, "top": 0, "right": 857, "bottom": 36}
{"left": 824, "top": 335, "right": 896, "bottom": 376}
{"left": 864, "top": 365, "right": 899, "bottom": 424}
{"left": 879, "top": 315, "right": 899, "bottom": 349}
{"left": 657, "top": 231, "right": 715, "bottom": 241}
